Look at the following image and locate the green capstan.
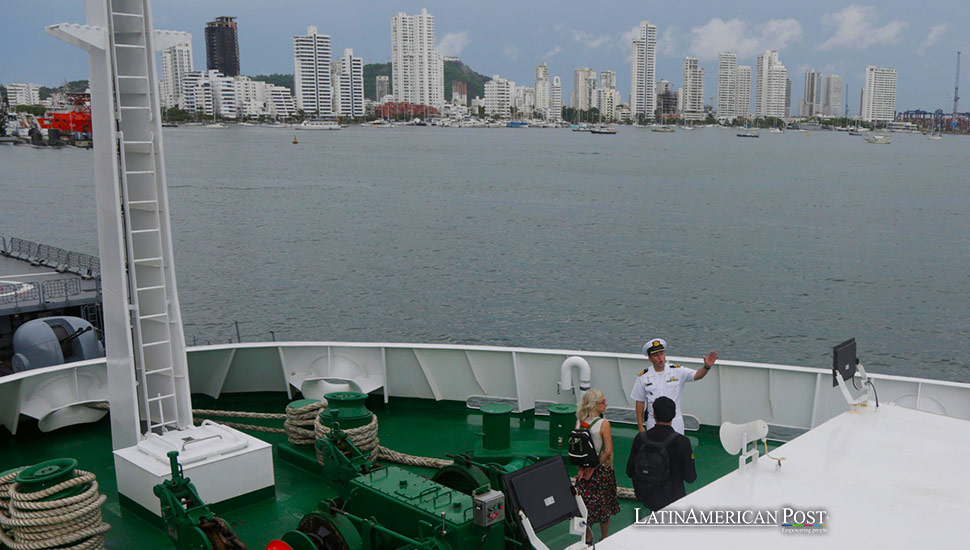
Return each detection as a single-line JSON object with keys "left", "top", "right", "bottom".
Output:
{"left": 153, "top": 451, "right": 245, "bottom": 550}
{"left": 314, "top": 424, "right": 378, "bottom": 483}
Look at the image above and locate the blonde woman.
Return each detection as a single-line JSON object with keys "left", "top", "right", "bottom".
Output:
{"left": 574, "top": 389, "right": 620, "bottom": 543}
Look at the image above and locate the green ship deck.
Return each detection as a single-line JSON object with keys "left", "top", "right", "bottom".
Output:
{"left": 1, "top": 392, "right": 761, "bottom": 549}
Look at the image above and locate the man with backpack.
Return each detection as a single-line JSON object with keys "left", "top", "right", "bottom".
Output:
{"left": 626, "top": 396, "right": 697, "bottom": 511}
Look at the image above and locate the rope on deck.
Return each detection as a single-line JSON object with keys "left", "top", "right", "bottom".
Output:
{"left": 0, "top": 470, "right": 110, "bottom": 550}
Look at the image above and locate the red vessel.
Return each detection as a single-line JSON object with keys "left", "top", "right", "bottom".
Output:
{"left": 37, "top": 93, "right": 92, "bottom": 134}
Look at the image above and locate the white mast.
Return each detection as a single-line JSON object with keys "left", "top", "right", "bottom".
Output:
{"left": 47, "top": 0, "right": 273, "bottom": 516}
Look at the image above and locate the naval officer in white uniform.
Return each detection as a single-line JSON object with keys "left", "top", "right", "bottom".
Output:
{"left": 630, "top": 338, "right": 717, "bottom": 434}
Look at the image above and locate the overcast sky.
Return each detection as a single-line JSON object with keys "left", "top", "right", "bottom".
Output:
{"left": 2, "top": 1, "right": 967, "bottom": 113}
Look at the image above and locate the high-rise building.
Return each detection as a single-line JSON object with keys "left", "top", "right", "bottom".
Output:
{"left": 785, "top": 77, "right": 792, "bottom": 119}
{"left": 550, "top": 76, "right": 563, "bottom": 121}
{"left": 293, "top": 25, "right": 332, "bottom": 116}
{"left": 160, "top": 39, "right": 194, "bottom": 110}
{"left": 376, "top": 76, "right": 390, "bottom": 102}
{"left": 630, "top": 20, "right": 657, "bottom": 121}
{"left": 205, "top": 16, "right": 239, "bottom": 77}
{"left": 535, "top": 63, "right": 550, "bottom": 118}
{"left": 682, "top": 57, "right": 705, "bottom": 121}
{"left": 822, "top": 74, "right": 843, "bottom": 117}
{"left": 514, "top": 86, "right": 535, "bottom": 118}
{"left": 755, "top": 50, "right": 788, "bottom": 119}
{"left": 860, "top": 66, "right": 897, "bottom": 122}
{"left": 336, "top": 48, "right": 364, "bottom": 118}
{"left": 597, "top": 71, "right": 619, "bottom": 121}
{"left": 452, "top": 81, "right": 467, "bottom": 106}
{"left": 6, "top": 82, "right": 41, "bottom": 106}
{"left": 391, "top": 9, "right": 444, "bottom": 109}
{"left": 484, "top": 75, "right": 514, "bottom": 117}
{"left": 799, "top": 69, "right": 822, "bottom": 117}
{"left": 717, "top": 52, "right": 737, "bottom": 120}
{"left": 573, "top": 68, "right": 597, "bottom": 111}
{"left": 181, "top": 70, "right": 236, "bottom": 118}
{"left": 737, "top": 65, "right": 751, "bottom": 119}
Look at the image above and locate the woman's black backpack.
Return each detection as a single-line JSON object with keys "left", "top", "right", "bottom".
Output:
{"left": 567, "top": 418, "right": 602, "bottom": 466}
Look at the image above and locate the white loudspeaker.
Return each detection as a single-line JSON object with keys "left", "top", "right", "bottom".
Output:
{"left": 719, "top": 420, "right": 769, "bottom": 455}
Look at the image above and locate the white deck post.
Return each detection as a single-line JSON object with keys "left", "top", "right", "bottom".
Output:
{"left": 47, "top": 0, "right": 273, "bottom": 516}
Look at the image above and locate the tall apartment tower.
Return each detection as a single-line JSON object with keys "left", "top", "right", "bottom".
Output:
{"left": 860, "top": 66, "right": 897, "bottom": 122}
{"left": 535, "top": 63, "right": 551, "bottom": 118}
{"left": 160, "top": 39, "right": 194, "bottom": 110}
{"left": 293, "top": 25, "right": 332, "bottom": 116}
{"left": 573, "top": 68, "right": 597, "bottom": 111}
{"left": 822, "top": 74, "right": 843, "bottom": 117}
{"left": 205, "top": 16, "right": 239, "bottom": 77}
{"left": 550, "top": 76, "right": 563, "bottom": 121}
{"left": 598, "top": 71, "right": 619, "bottom": 120}
{"left": 336, "top": 48, "right": 364, "bottom": 118}
{"left": 717, "top": 52, "right": 737, "bottom": 120}
{"left": 391, "top": 9, "right": 444, "bottom": 109}
{"left": 376, "top": 75, "right": 390, "bottom": 102}
{"left": 682, "top": 57, "right": 705, "bottom": 121}
{"left": 630, "top": 20, "right": 658, "bottom": 120}
{"left": 755, "top": 50, "right": 788, "bottom": 119}
{"left": 736, "top": 65, "right": 752, "bottom": 119}
{"left": 484, "top": 75, "right": 514, "bottom": 117}
{"left": 799, "top": 69, "right": 822, "bottom": 117}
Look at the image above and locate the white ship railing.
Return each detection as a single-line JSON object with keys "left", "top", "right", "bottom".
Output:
{"left": 1, "top": 341, "right": 968, "bottom": 436}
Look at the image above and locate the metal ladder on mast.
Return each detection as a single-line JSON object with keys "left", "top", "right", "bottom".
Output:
{"left": 108, "top": 0, "right": 191, "bottom": 435}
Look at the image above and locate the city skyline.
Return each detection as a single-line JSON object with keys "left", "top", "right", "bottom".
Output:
{"left": 1, "top": 1, "right": 967, "bottom": 113}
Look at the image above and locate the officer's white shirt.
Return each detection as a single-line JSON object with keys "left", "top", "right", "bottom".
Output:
{"left": 629, "top": 362, "right": 698, "bottom": 434}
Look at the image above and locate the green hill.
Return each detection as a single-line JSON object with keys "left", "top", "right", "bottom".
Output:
{"left": 363, "top": 59, "right": 490, "bottom": 103}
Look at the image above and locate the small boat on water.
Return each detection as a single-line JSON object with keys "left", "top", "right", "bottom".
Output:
{"left": 651, "top": 125, "right": 675, "bottom": 133}
{"left": 160, "top": 122, "right": 178, "bottom": 128}
{"left": 736, "top": 130, "right": 759, "bottom": 138}
{"left": 769, "top": 127, "right": 783, "bottom": 133}
{"left": 590, "top": 126, "right": 617, "bottom": 135}
{"left": 205, "top": 123, "right": 226, "bottom": 129}
{"left": 293, "top": 118, "right": 341, "bottom": 130}
{"left": 865, "top": 134, "right": 892, "bottom": 144}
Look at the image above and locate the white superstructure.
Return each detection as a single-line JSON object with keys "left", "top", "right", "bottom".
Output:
{"left": 293, "top": 25, "right": 332, "bottom": 116}
{"left": 6, "top": 82, "right": 41, "bottom": 106}
{"left": 484, "top": 75, "right": 514, "bottom": 117}
{"left": 682, "top": 57, "right": 705, "bottom": 121}
{"left": 391, "top": 9, "right": 444, "bottom": 110}
{"left": 630, "top": 20, "right": 657, "bottom": 121}
{"left": 861, "top": 66, "right": 897, "bottom": 123}
{"left": 160, "top": 39, "right": 193, "bottom": 110}
{"left": 47, "top": 0, "right": 272, "bottom": 517}
{"left": 822, "top": 74, "right": 843, "bottom": 118}
{"left": 755, "top": 50, "right": 787, "bottom": 119}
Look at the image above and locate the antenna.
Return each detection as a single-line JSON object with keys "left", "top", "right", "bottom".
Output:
{"left": 953, "top": 51, "right": 961, "bottom": 128}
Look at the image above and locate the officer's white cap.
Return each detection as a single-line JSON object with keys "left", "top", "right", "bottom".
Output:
{"left": 642, "top": 338, "right": 667, "bottom": 356}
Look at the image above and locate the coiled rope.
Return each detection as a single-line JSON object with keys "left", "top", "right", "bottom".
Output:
{"left": 85, "top": 402, "right": 637, "bottom": 496}
{"left": 0, "top": 469, "right": 110, "bottom": 550}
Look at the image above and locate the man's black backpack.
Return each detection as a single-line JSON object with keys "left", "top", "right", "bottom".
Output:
{"left": 567, "top": 418, "right": 602, "bottom": 467}
{"left": 631, "top": 431, "right": 679, "bottom": 496}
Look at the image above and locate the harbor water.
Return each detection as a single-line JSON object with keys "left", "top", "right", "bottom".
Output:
{"left": 2, "top": 126, "right": 968, "bottom": 381}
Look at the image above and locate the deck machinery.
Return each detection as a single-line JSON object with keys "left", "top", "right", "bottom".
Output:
{"left": 154, "top": 393, "right": 589, "bottom": 550}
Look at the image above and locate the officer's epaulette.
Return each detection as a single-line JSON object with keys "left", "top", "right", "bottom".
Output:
{"left": 672, "top": 364, "right": 681, "bottom": 368}
{"left": 637, "top": 369, "right": 647, "bottom": 376}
